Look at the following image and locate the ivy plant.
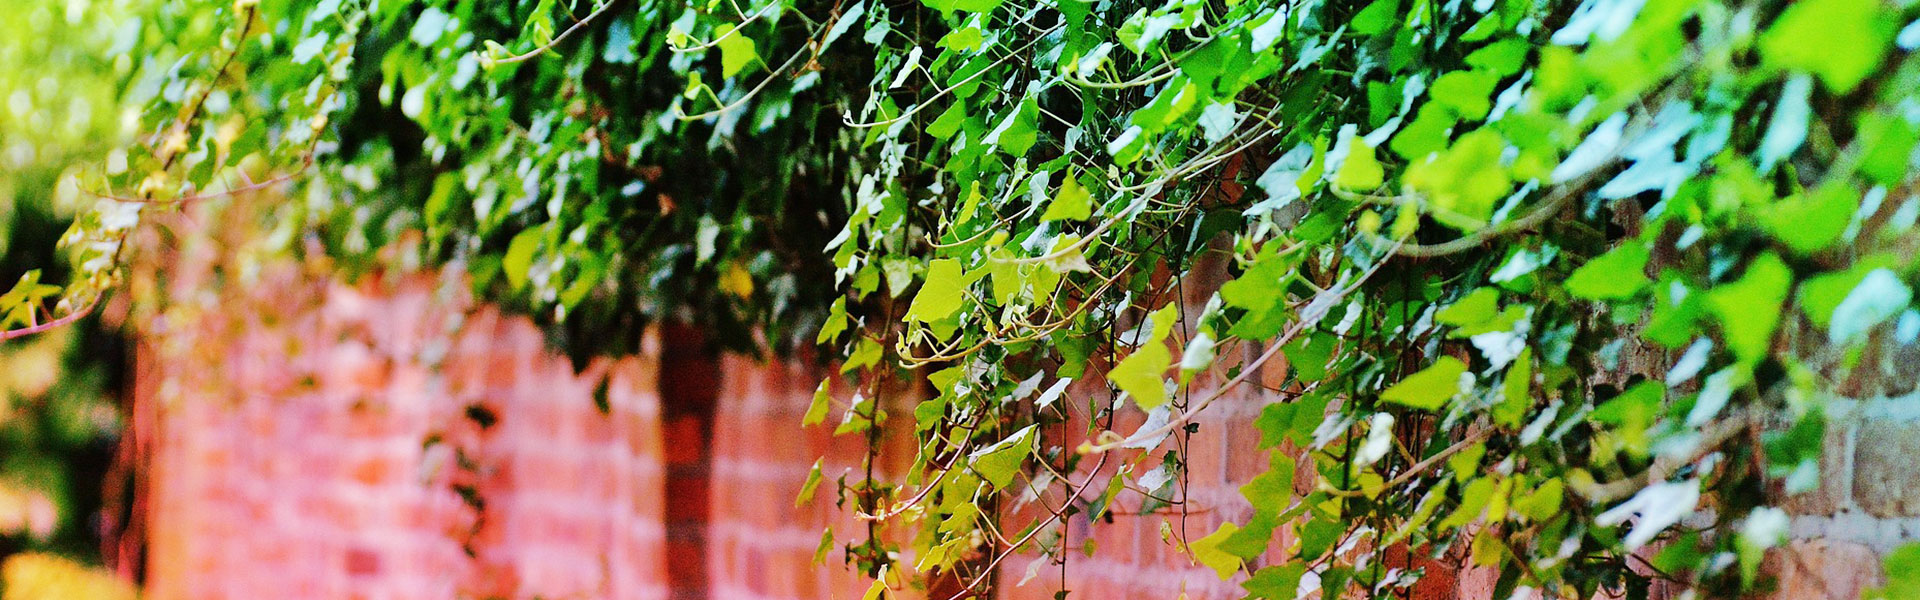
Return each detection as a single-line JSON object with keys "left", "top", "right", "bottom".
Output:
{"left": 12, "top": 0, "right": 1920, "bottom": 598}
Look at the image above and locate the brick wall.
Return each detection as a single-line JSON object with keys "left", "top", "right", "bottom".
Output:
{"left": 135, "top": 259, "right": 670, "bottom": 600}
{"left": 990, "top": 372, "right": 1276, "bottom": 600}
{"left": 705, "top": 354, "right": 911, "bottom": 600}
{"left": 127, "top": 235, "right": 1907, "bottom": 600}
{"left": 1769, "top": 394, "right": 1918, "bottom": 599}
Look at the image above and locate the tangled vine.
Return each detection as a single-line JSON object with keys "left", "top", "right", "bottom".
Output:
{"left": 9, "top": 0, "right": 1920, "bottom": 598}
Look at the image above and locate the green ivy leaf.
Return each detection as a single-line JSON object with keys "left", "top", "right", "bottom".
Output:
{"left": 987, "top": 99, "right": 1040, "bottom": 156}
{"left": 1254, "top": 392, "right": 1330, "bottom": 449}
{"left": 1243, "top": 564, "right": 1307, "bottom": 600}
{"left": 928, "top": 102, "right": 967, "bottom": 140}
{"left": 502, "top": 228, "right": 543, "bottom": 291}
{"left": 1513, "top": 477, "right": 1564, "bottom": 522}
{"left": 1380, "top": 356, "right": 1469, "bottom": 411}
{"left": 1798, "top": 257, "right": 1896, "bottom": 328}
{"left": 969, "top": 424, "right": 1036, "bottom": 490}
{"left": 1404, "top": 129, "right": 1510, "bottom": 230}
{"left": 1856, "top": 111, "right": 1920, "bottom": 185}
{"left": 1131, "top": 78, "right": 1202, "bottom": 133}
{"left": 842, "top": 339, "right": 882, "bottom": 374}
{"left": 1466, "top": 38, "right": 1530, "bottom": 77}
{"left": 1438, "top": 476, "right": 1496, "bottom": 529}
{"left": 1350, "top": 0, "right": 1401, "bottom": 36}
{"left": 1429, "top": 69, "right": 1500, "bottom": 121}
{"left": 1297, "top": 517, "right": 1343, "bottom": 559}
{"left": 1707, "top": 252, "right": 1793, "bottom": 366}
{"left": 1113, "top": 337, "right": 1173, "bottom": 410}
{"left": 937, "top": 20, "right": 985, "bottom": 51}
{"left": 1179, "top": 35, "right": 1247, "bottom": 94}
{"left": 1041, "top": 171, "right": 1093, "bottom": 221}
{"left": 1222, "top": 248, "right": 1297, "bottom": 338}
{"left": 1280, "top": 332, "right": 1333, "bottom": 382}
{"left": 834, "top": 394, "right": 880, "bottom": 434}
{"left": 1391, "top": 107, "right": 1457, "bottom": 160}
{"left": 1189, "top": 522, "right": 1245, "bottom": 579}
{"left": 817, "top": 298, "right": 849, "bottom": 344}
{"left": 0, "top": 271, "right": 60, "bottom": 329}
{"left": 802, "top": 379, "right": 832, "bottom": 426}
{"left": 1592, "top": 381, "right": 1663, "bottom": 424}
{"left": 794, "top": 458, "right": 825, "bottom": 506}
{"left": 1758, "top": 185, "right": 1856, "bottom": 255}
{"left": 1333, "top": 137, "right": 1385, "bottom": 191}
{"left": 1108, "top": 125, "right": 1147, "bottom": 164}
{"left": 1758, "top": 0, "right": 1896, "bottom": 93}
{"left": 922, "top": 0, "right": 1004, "bottom": 14}
{"left": 1494, "top": 348, "right": 1532, "bottom": 428}
{"left": 1566, "top": 242, "right": 1650, "bottom": 300}
{"left": 1117, "top": 11, "right": 1182, "bottom": 55}
{"left": 813, "top": 527, "right": 835, "bottom": 565}
{"left": 1437, "top": 287, "right": 1500, "bottom": 327}
{"left": 1240, "top": 453, "right": 1295, "bottom": 516}
{"left": 906, "top": 259, "right": 967, "bottom": 323}
{"left": 715, "top": 24, "right": 760, "bottom": 78}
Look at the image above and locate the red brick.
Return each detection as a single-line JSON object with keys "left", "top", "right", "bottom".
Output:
{"left": 141, "top": 264, "right": 671, "bottom": 600}
{"left": 144, "top": 244, "right": 1723, "bottom": 600}
{"left": 1767, "top": 540, "right": 1885, "bottom": 600}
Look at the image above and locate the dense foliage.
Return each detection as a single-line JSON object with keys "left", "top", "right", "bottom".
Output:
{"left": 14, "top": 0, "right": 1920, "bottom": 598}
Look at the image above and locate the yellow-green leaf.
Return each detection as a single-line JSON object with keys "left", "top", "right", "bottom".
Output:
{"left": 813, "top": 527, "right": 835, "bottom": 565}
{"left": 1114, "top": 343, "right": 1172, "bottom": 410}
{"left": 1380, "top": 356, "right": 1469, "bottom": 411}
{"left": 1188, "top": 522, "right": 1245, "bottom": 579}
{"left": 1041, "top": 171, "right": 1093, "bottom": 221}
{"left": 802, "top": 379, "right": 832, "bottom": 426}
{"left": 1758, "top": 0, "right": 1896, "bottom": 93}
{"left": 1707, "top": 252, "right": 1792, "bottom": 365}
{"left": 1513, "top": 477, "right": 1564, "bottom": 522}
{"left": 1495, "top": 348, "right": 1532, "bottom": 428}
{"left": 969, "top": 424, "right": 1036, "bottom": 490}
{"left": 1334, "top": 137, "right": 1385, "bottom": 192}
{"left": 794, "top": 458, "right": 824, "bottom": 506}
{"left": 716, "top": 24, "right": 760, "bottom": 78}
{"left": 1566, "top": 243, "right": 1650, "bottom": 300}
{"left": 906, "top": 259, "right": 966, "bottom": 323}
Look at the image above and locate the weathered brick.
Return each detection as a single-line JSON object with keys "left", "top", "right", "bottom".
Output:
{"left": 1782, "top": 418, "right": 1853, "bottom": 516}
{"left": 1766, "top": 540, "right": 1885, "bottom": 600}
{"left": 1853, "top": 420, "right": 1920, "bottom": 517}
{"left": 144, "top": 237, "right": 1809, "bottom": 600}
{"left": 141, "top": 263, "right": 670, "bottom": 600}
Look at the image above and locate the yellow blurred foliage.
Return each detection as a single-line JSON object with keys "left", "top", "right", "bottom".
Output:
{"left": 0, "top": 553, "right": 138, "bottom": 600}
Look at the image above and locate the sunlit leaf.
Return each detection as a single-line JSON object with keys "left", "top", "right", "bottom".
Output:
{"left": 1381, "top": 357, "right": 1469, "bottom": 411}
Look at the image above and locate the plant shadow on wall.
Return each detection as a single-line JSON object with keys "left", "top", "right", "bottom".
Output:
{"left": 9, "top": 0, "right": 1920, "bottom": 599}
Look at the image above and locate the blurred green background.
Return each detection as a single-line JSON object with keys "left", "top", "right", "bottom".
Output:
{"left": 0, "top": 0, "right": 143, "bottom": 573}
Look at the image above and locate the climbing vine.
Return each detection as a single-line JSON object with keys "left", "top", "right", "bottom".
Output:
{"left": 811, "top": 0, "right": 1920, "bottom": 597}
{"left": 11, "top": 0, "right": 1920, "bottom": 598}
